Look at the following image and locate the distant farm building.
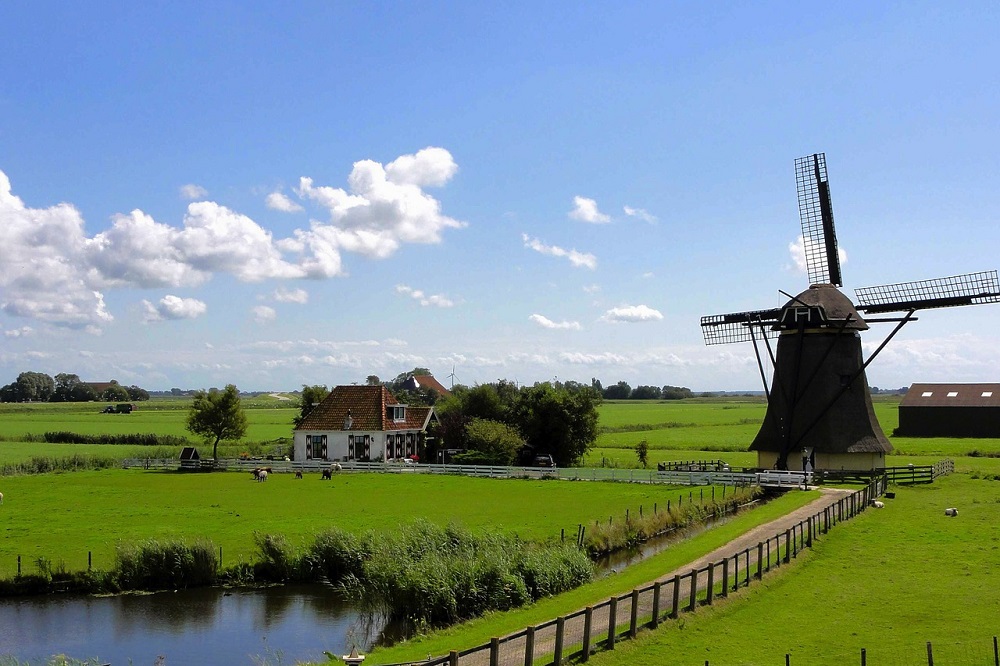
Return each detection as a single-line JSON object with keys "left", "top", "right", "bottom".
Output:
{"left": 179, "top": 447, "right": 201, "bottom": 470}
{"left": 399, "top": 373, "right": 451, "bottom": 398}
{"left": 897, "top": 383, "right": 1000, "bottom": 437}
{"left": 293, "top": 385, "right": 438, "bottom": 462}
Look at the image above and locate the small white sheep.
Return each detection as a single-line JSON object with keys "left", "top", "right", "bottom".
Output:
{"left": 945, "top": 507, "right": 958, "bottom": 517}
{"left": 871, "top": 500, "right": 885, "bottom": 509}
{"left": 0, "top": 491, "right": 4, "bottom": 504}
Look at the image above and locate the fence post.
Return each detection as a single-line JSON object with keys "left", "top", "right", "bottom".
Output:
{"left": 807, "top": 517, "right": 813, "bottom": 548}
{"left": 792, "top": 525, "right": 798, "bottom": 558}
{"left": 490, "top": 637, "right": 500, "bottom": 666}
{"left": 927, "top": 641, "right": 934, "bottom": 666}
{"left": 449, "top": 650, "right": 458, "bottom": 666}
{"left": 706, "top": 563, "right": 715, "bottom": 605}
{"left": 688, "top": 569, "right": 698, "bottom": 611}
{"left": 607, "top": 597, "right": 618, "bottom": 648}
{"left": 721, "top": 558, "right": 729, "bottom": 598}
{"left": 756, "top": 542, "right": 764, "bottom": 579}
{"left": 766, "top": 538, "right": 772, "bottom": 571}
{"left": 745, "top": 549, "right": 751, "bottom": 586}
{"left": 784, "top": 530, "right": 791, "bottom": 563}
{"left": 553, "top": 618, "right": 564, "bottom": 665}
{"left": 861, "top": 648, "right": 866, "bottom": 666}
{"left": 671, "top": 574, "right": 681, "bottom": 618}
{"left": 993, "top": 635, "right": 998, "bottom": 666}
{"left": 524, "top": 626, "right": 534, "bottom": 666}
{"left": 629, "top": 590, "right": 640, "bottom": 637}
{"left": 651, "top": 582, "right": 661, "bottom": 628}
{"left": 18, "top": 555, "right": 21, "bottom": 576}
{"left": 582, "top": 608, "right": 592, "bottom": 662}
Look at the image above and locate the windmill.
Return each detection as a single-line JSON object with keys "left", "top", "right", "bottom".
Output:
{"left": 447, "top": 364, "right": 458, "bottom": 389}
{"left": 701, "top": 153, "right": 1000, "bottom": 472}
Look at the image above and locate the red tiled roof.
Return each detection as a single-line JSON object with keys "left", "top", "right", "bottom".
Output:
{"left": 296, "top": 385, "right": 435, "bottom": 432}
{"left": 410, "top": 374, "right": 451, "bottom": 397}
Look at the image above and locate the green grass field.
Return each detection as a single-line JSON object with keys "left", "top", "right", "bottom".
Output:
{"left": 0, "top": 470, "right": 701, "bottom": 578}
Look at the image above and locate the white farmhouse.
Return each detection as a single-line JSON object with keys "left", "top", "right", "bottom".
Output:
{"left": 293, "top": 385, "right": 437, "bottom": 462}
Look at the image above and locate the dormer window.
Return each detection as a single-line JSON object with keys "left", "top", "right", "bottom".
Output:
{"left": 388, "top": 405, "right": 406, "bottom": 422}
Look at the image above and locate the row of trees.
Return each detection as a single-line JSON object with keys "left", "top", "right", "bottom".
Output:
{"left": 591, "top": 379, "right": 693, "bottom": 401}
{"left": 0, "top": 372, "right": 150, "bottom": 403}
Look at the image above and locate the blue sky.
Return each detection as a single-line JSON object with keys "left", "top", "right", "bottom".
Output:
{"left": 1, "top": 2, "right": 998, "bottom": 392}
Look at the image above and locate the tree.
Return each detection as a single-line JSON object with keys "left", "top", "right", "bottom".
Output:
{"left": 102, "top": 384, "right": 130, "bottom": 401}
{"left": 603, "top": 381, "right": 632, "bottom": 400}
{"left": 661, "top": 385, "right": 694, "bottom": 400}
{"left": 513, "top": 383, "right": 601, "bottom": 467}
{"left": 464, "top": 418, "right": 524, "bottom": 466}
{"left": 186, "top": 384, "right": 248, "bottom": 461}
{"left": 294, "top": 385, "right": 330, "bottom": 427}
{"left": 632, "top": 385, "right": 662, "bottom": 400}
{"left": 635, "top": 440, "right": 649, "bottom": 468}
{"left": 0, "top": 371, "right": 55, "bottom": 402}
{"left": 126, "top": 385, "right": 150, "bottom": 401}
{"left": 52, "top": 373, "right": 97, "bottom": 402}
{"left": 366, "top": 375, "right": 381, "bottom": 386}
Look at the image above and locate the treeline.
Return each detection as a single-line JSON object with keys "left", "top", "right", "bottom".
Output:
{"left": 0, "top": 371, "right": 149, "bottom": 403}
{"left": 593, "top": 380, "right": 694, "bottom": 400}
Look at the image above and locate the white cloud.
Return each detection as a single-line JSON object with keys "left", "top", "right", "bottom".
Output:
{"left": 253, "top": 305, "right": 276, "bottom": 323}
{"left": 179, "top": 184, "right": 208, "bottom": 200}
{"left": 265, "top": 191, "right": 304, "bottom": 213}
{"left": 273, "top": 287, "right": 308, "bottom": 304}
{"left": 529, "top": 314, "right": 582, "bottom": 330}
{"left": 569, "top": 196, "right": 611, "bottom": 223}
{"left": 601, "top": 304, "right": 664, "bottom": 323}
{"left": 788, "top": 235, "right": 848, "bottom": 279}
{"left": 142, "top": 295, "right": 207, "bottom": 322}
{"left": 522, "top": 234, "right": 597, "bottom": 270}
{"left": 642, "top": 271, "right": 655, "bottom": 279}
{"left": 623, "top": 205, "right": 657, "bottom": 223}
{"left": 0, "top": 171, "right": 114, "bottom": 328}
{"left": 295, "top": 147, "right": 465, "bottom": 261}
{"left": 3, "top": 326, "right": 33, "bottom": 338}
{"left": 396, "top": 284, "right": 455, "bottom": 308}
{"left": 583, "top": 284, "right": 601, "bottom": 294}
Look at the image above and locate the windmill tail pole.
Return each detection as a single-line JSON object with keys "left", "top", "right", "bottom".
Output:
{"left": 748, "top": 321, "right": 771, "bottom": 402}
{"left": 792, "top": 309, "right": 916, "bottom": 451}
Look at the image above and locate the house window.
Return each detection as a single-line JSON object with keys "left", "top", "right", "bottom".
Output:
{"left": 921, "top": 392, "right": 933, "bottom": 397}
{"left": 308, "top": 435, "right": 327, "bottom": 460}
{"left": 388, "top": 406, "right": 406, "bottom": 421}
{"left": 947, "top": 392, "right": 959, "bottom": 398}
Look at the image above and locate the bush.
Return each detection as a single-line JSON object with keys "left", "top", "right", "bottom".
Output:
{"left": 112, "top": 538, "right": 217, "bottom": 591}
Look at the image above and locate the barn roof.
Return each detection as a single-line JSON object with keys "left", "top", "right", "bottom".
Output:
{"left": 900, "top": 383, "right": 1000, "bottom": 408}
{"left": 295, "top": 385, "right": 435, "bottom": 432}
{"left": 401, "top": 374, "right": 452, "bottom": 397}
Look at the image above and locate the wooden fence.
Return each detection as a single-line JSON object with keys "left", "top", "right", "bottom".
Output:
{"left": 382, "top": 476, "right": 888, "bottom": 666}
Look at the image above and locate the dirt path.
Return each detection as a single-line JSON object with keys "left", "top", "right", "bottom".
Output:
{"left": 463, "top": 488, "right": 854, "bottom": 666}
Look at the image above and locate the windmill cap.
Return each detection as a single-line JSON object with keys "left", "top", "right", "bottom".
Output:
{"left": 783, "top": 284, "right": 868, "bottom": 331}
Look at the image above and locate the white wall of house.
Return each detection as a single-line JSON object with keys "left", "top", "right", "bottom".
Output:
{"left": 294, "top": 429, "right": 424, "bottom": 462}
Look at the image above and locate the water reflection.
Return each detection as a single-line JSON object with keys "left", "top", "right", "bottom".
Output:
{"left": 0, "top": 585, "right": 389, "bottom": 664}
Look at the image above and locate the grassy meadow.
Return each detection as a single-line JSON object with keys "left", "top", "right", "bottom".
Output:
{"left": 0, "top": 470, "right": 707, "bottom": 578}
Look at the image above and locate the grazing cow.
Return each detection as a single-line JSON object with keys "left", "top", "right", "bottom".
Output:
{"left": 294, "top": 470, "right": 303, "bottom": 479}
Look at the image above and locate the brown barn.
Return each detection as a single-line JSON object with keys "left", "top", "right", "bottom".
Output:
{"left": 897, "top": 383, "right": 1000, "bottom": 437}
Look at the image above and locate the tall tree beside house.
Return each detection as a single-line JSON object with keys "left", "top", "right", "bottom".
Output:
{"left": 186, "top": 384, "right": 248, "bottom": 462}
{"left": 513, "top": 382, "right": 601, "bottom": 467}
{"left": 294, "top": 385, "right": 330, "bottom": 427}
{"left": 52, "top": 373, "right": 97, "bottom": 402}
{"left": 462, "top": 418, "right": 524, "bottom": 466}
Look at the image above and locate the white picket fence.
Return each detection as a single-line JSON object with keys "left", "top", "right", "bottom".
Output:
{"left": 120, "top": 457, "right": 812, "bottom": 487}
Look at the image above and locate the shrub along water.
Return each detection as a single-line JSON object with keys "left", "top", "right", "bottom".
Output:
{"left": 583, "top": 485, "right": 762, "bottom": 556}
{"left": 0, "top": 454, "right": 121, "bottom": 476}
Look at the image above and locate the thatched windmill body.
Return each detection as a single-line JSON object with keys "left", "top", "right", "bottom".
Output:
{"left": 702, "top": 154, "right": 1000, "bottom": 472}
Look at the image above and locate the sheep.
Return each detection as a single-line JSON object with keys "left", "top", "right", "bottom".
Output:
{"left": 256, "top": 469, "right": 268, "bottom": 482}
{"left": 332, "top": 463, "right": 342, "bottom": 472}
{"left": 321, "top": 468, "right": 332, "bottom": 480}
{"left": 294, "top": 470, "right": 303, "bottom": 480}
{"left": 945, "top": 507, "right": 958, "bottom": 517}
{"left": 0, "top": 491, "right": 4, "bottom": 505}
{"left": 871, "top": 500, "right": 885, "bottom": 509}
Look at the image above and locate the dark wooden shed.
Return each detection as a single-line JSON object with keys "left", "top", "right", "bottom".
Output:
{"left": 897, "top": 383, "right": 1000, "bottom": 437}
{"left": 179, "top": 446, "right": 201, "bottom": 469}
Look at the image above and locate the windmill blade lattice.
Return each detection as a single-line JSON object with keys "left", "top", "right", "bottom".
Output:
{"left": 700, "top": 308, "right": 783, "bottom": 345}
{"left": 796, "top": 153, "right": 842, "bottom": 287}
{"left": 855, "top": 270, "right": 1000, "bottom": 314}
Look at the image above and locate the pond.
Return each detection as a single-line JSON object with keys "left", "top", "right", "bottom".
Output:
{"left": 0, "top": 585, "right": 392, "bottom": 664}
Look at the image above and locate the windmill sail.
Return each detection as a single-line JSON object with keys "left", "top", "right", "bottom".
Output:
{"left": 855, "top": 270, "right": 1000, "bottom": 314}
{"left": 700, "top": 308, "right": 782, "bottom": 345}
{"left": 795, "top": 153, "right": 842, "bottom": 286}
